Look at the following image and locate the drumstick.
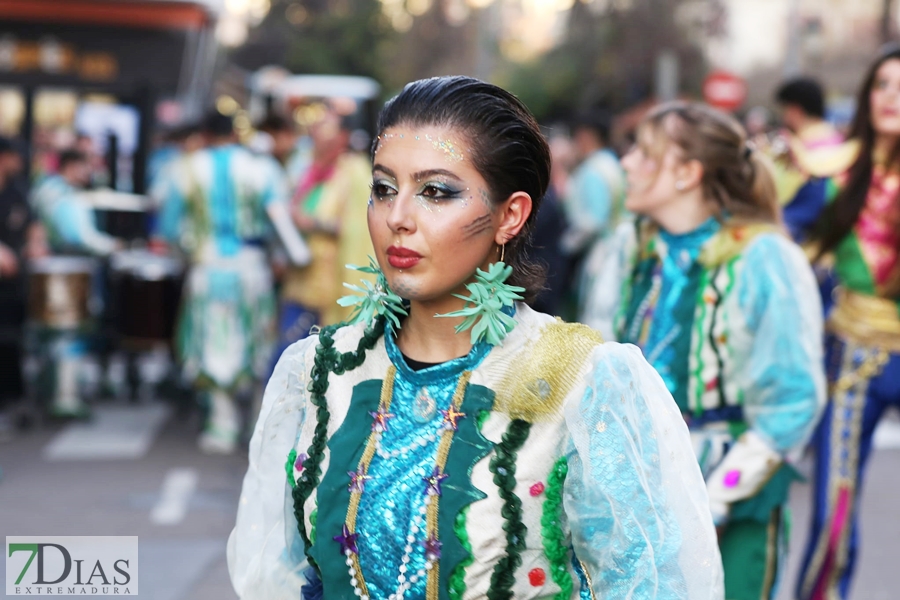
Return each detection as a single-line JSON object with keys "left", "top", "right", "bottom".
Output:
{"left": 266, "top": 202, "right": 312, "bottom": 267}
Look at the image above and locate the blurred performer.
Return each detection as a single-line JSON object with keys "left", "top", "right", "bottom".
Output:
{"left": 0, "top": 138, "right": 46, "bottom": 433}
{"left": 777, "top": 78, "right": 843, "bottom": 150}
{"left": 766, "top": 78, "right": 850, "bottom": 239}
{"left": 147, "top": 123, "right": 205, "bottom": 191}
{"left": 564, "top": 111, "right": 628, "bottom": 329}
{"left": 561, "top": 110, "right": 627, "bottom": 255}
{"left": 30, "top": 149, "right": 115, "bottom": 417}
{"left": 154, "top": 111, "right": 305, "bottom": 454}
{"left": 147, "top": 123, "right": 205, "bottom": 237}
{"left": 32, "top": 150, "right": 119, "bottom": 256}
{"left": 527, "top": 133, "right": 571, "bottom": 316}
{"left": 255, "top": 113, "right": 310, "bottom": 191}
{"left": 597, "top": 102, "right": 825, "bottom": 600}
{"left": 274, "top": 106, "right": 373, "bottom": 361}
{"left": 792, "top": 48, "right": 900, "bottom": 600}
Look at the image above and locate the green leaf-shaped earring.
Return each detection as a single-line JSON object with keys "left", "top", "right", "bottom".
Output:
{"left": 337, "top": 257, "right": 408, "bottom": 332}
{"left": 436, "top": 256, "right": 524, "bottom": 347}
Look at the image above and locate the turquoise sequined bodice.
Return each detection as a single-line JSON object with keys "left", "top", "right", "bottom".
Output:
{"left": 642, "top": 218, "right": 720, "bottom": 404}
{"left": 354, "top": 331, "right": 490, "bottom": 598}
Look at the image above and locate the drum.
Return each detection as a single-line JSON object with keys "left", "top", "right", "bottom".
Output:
{"left": 110, "top": 250, "right": 184, "bottom": 343}
{"left": 28, "top": 256, "right": 97, "bottom": 329}
{"left": 80, "top": 189, "right": 152, "bottom": 242}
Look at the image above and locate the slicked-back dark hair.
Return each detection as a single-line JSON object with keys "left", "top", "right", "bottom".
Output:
{"left": 372, "top": 76, "right": 551, "bottom": 301}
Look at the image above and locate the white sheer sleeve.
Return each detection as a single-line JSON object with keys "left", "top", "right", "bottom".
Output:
{"left": 579, "top": 220, "right": 637, "bottom": 340}
{"left": 705, "top": 235, "right": 825, "bottom": 516}
{"left": 227, "top": 337, "right": 317, "bottom": 599}
{"left": 564, "top": 343, "right": 724, "bottom": 600}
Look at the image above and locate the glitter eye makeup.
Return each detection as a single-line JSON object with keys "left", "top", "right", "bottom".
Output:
{"left": 369, "top": 179, "right": 397, "bottom": 205}
{"left": 414, "top": 182, "right": 466, "bottom": 213}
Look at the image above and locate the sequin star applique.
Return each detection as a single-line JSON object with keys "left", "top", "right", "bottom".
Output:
{"left": 348, "top": 469, "right": 372, "bottom": 493}
{"left": 423, "top": 466, "right": 449, "bottom": 496}
{"left": 422, "top": 535, "right": 443, "bottom": 561}
{"left": 334, "top": 524, "right": 360, "bottom": 556}
{"left": 440, "top": 405, "right": 466, "bottom": 431}
{"left": 369, "top": 406, "right": 395, "bottom": 432}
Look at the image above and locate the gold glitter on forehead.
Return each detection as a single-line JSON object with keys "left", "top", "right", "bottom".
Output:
{"left": 425, "top": 133, "right": 465, "bottom": 162}
{"left": 373, "top": 131, "right": 466, "bottom": 162}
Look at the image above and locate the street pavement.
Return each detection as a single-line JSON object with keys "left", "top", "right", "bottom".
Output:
{"left": 0, "top": 400, "right": 242, "bottom": 600}
{"left": 2, "top": 400, "right": 899, "bottom": 599}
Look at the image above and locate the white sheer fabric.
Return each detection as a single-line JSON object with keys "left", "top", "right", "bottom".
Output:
{"left": 227, "top": 337, "right": 315, "bottom": 599}
{"left": 565, "top": 343, "right": 724, "bottom": 599}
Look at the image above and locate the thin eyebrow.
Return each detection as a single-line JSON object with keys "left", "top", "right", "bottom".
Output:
{"left": 412, "top": 168, "right": 461, "bottom": 181}
{"left": 372, "top": 165, "right": 462, "bottom": 183}
{"left": 372, "top": 164, "right": 396, "bottom": 179}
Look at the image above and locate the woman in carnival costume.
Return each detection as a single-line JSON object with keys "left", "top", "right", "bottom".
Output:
{"left": 227, "top": 76, "right": 723, "bottom": 599}
{"left": 594, "top": 102, "right": 825, "bottom": 600}
{"left": 787, "top": 47, "right": 900, "bottom": 600}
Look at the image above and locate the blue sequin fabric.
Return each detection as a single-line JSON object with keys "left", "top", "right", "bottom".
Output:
{"left": 353, "top": 329, "right": 490, "bottom": 598}
{"left": 644, "top": 218, "right": 720, "bottom": 398}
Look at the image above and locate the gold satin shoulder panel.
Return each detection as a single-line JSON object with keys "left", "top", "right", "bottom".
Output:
{"left": 700, "top": 223, "right": 784, "bottom": 267}
{"left": 492, "top": 321, "right": 604, "bottom": 423}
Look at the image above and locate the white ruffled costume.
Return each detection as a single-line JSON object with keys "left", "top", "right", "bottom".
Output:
{"left": 228, "top": 304, "right": 724, "bottom": 599}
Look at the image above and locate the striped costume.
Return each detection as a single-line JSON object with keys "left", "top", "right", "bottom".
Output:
{"left": 599, "top": 217, "right": 825, "bottom": 600}
{"left": 155, "top": 143, "right": 280, "bottom": 391}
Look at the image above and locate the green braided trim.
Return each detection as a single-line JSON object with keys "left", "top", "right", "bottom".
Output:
{"left": 291, "top": 318, "right": 385, "bottom": 573}
{"left": 722, "top": 257, "right": 739, "bottom": 403}
{"left": 487, "top": 419, "right": 532, "bottom": 600}
{"left": 310, "top": 505, "right": 318, "bottom": 546}
{"left": 541, "top": 457, "right": 573, "bottom": 599}
{"left": 691, "top": 268, "right": 712, "bottom": 416}
{"left": 285, "top": 448, "right": 297, "bottom": 489}
{"left": 448, "top": 507, "right": 473, "bottom": 599}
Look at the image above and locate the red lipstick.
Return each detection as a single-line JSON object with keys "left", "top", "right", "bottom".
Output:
{"left": 386, "top": 246, "right": 422, "bottom": 269}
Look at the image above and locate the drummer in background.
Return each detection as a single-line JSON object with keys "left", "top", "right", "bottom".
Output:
{"left": 152, "top": 111, "right": 299, "bottom": 455}
{"left": 30, "top": 149, "right": 123, "bottom": 418}
{"left": 0, "top": 137, "right": 47, "bottom": 439}
{"left": 31, "top": 150, "right": 122, "bottom": 256}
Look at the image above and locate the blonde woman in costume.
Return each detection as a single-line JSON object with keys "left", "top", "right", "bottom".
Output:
{"left": 591, "top": 102, "right": 825, "bottom": 600}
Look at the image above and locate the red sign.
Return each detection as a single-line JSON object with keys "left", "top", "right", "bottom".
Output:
{"left": 702, "top": 70, "right": 747, "bottom": 112}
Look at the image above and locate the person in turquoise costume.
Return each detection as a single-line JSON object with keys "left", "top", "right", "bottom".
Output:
{"left": 227, "top": 76, "right": 723, "bottom": 599}
{"left": 591, "top": 102, "right": 825, "bottom": 600}
{"left": 152, "top": 112, "right": 296, "bottom": 454}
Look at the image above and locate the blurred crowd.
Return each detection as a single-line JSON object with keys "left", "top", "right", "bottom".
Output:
{"left": 0, "top": 70, "right": 861, "bottom": 448}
